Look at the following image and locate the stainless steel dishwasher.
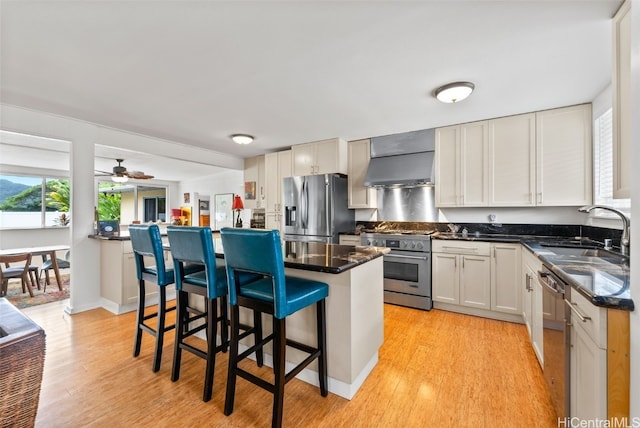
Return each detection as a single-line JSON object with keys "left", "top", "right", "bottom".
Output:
{"left": 538, "top": 265, "right": 570, "bottom": 419}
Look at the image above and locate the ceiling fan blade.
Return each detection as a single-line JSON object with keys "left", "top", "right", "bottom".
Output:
{"left": 125, "top": 171, "right": 154, "bottom": 179}
{"left": 95, "top": 170, "right": 115, "bottom": 176}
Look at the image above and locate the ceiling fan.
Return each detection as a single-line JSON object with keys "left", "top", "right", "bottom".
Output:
{"left": 95, "top": 158, "right": 154, "bottom": 182}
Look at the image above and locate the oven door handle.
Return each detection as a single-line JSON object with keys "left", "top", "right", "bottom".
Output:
{"left": 386, "top": 254, "right": 428, "bottom": 261}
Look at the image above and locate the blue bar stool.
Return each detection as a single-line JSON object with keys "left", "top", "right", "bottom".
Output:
{"left": 130, "top": 224, "right": 201, "bottom": 372}
{"left": 167, "top": 226, "right": 262, "bottom": 402}
{"left": 220, "top": 228, "right": 328, "bottom": 428}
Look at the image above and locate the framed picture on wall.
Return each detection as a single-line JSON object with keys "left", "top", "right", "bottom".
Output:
{"left": 245, "top": 181, "right": 256, "bottom": 200}
{"left": 214, "top": 193, "right": 233, "bottom": 230}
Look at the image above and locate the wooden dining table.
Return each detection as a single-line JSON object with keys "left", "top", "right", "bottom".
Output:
{"left": 0, "top": 245, "right": 70, "bottom": 295}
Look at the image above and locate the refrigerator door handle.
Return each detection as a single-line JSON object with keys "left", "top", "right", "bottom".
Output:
{"left": 301, "top": 179, "right": 308, "bottom": 229}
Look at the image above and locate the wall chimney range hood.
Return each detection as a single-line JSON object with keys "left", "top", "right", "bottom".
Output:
{"left": 363, "top": 128, "right": 436, "bottom": 188}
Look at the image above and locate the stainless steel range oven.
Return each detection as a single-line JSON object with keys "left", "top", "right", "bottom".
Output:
{"left": 361, "top": 232, "right": 432, "bottom": 310}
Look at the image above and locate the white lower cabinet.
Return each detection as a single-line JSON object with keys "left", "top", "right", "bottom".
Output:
{"left": 569, "top": 290, "right": 607, "bottom": 420}
{"left": 432, "top": 252, "right": 459, "bottom": 304}
{"left": 522, "top": 248, "right": 543, "bottom": 366}
{"left": 490, "top": 243, "right": 522, "bottom": 314}
{"left": 532, "top": 276, "right": 544, "bottom": 366}
{"left": 459, "top": 255, "right": 491, "bottom": 309}
{"left": 570, "top": 321, "right": 607, "bottom": 419}
{"left": 433, "top": 240, "right": 525, "bottom": 321}
{"left": 432, "top": 241, "right": 490, "bottom": 310}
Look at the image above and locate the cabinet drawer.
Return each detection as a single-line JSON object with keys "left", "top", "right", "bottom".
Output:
{"left": 432, "top": 240, "right": 490, "bottom": 256}
{"left": 568, "top": 290, "right": 607, "bottom": 349}
{"left": 339, "top": 235, "right": 361, "bottom": 246}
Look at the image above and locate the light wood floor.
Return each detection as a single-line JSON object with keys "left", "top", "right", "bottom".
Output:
{"left": 22, "top": 300, "right": 557, "bottom": 427}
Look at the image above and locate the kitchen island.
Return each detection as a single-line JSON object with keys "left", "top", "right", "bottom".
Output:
{"left": 91, "top": 233, "right": 387, "bottom": 400}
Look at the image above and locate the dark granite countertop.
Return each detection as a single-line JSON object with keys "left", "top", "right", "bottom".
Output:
{"left": 524, "top": 242, "right": 632, "bottom": 311}
{"left": 433, "top": 232, "right": 633, "bottom": 311}
{"left": 93, "top": 233, "right": 387, "bottom": 274}
{"left": 211, "top": 239, "right": 389, "bottom": 274}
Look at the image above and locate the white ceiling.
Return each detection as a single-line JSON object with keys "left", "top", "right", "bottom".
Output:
{"left": 0, "top": 0, "right": 623, "bottom": 180}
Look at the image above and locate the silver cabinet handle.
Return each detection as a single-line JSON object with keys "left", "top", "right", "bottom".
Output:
{"left": 564, "top": 299, "right": 591, "bottom": 322}
{"left": 387, "top": 254, "right": 428, "bottom": 261}
{"left": 442, "top": 246, "right": 479, "bottom": 252}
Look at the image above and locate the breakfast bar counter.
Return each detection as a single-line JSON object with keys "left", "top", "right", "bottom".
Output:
{"left": 91, "top": 233, "right": 388, "bottom": 400}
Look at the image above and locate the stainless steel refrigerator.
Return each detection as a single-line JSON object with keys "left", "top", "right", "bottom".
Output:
{"left": 283, "top": 174, "right": 354, "bottom": 243}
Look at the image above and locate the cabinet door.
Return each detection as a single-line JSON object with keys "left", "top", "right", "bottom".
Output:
{"left": 123, "top": 252, "right": 139, "bottom": 305}
{"left": 489, "top": 113, "right": 536, "bottom": 206}
{"left": 460, "top": 121, "right": 489, "bottom": 206}
{"left": 490, "top": 243, "right": 522, "bottom": 314}
{"left": 315, "top": 139, "right": 346, "bottom": 175}
{"left": 613, "top": 1, "right": 631, "bottom": 198}
{"left": 278, "top": 150, "right": 292, "bottom": 179}
{"left": 264, "top": 152, "right": 280, "bottom": 212}
{"left": 459, "top": 255, "right": 490, "bottom": 309}
{"left": 536, "top": 104, "right": 592, "bottom": 206}
{"left": 265, "top": 211, "right": 281, "bottom": 232}
{"left": 532, "top": 280, "right": 544, "bottom": 366}
{"left": 523, "top": 270, "right": 533, "bottom": 338}
{"left": 243, "top": 155, "right": 264, "bottom": 209}
{"left": 432, "top": 253, "right": 459, "bottom": 304}
{"left": 435, "top": 125, "right": 460, "bottom": 207}
{"left": 292, "top": 143, "right": 316, "bottom": 176}
{"left": 348, "top": 139, "right": 377, "bottom": 208}
{"left": 570, "top": 322, "right": 607, "bottom": 419}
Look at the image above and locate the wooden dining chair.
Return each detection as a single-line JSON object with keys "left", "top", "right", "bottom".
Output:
{"left": 39, "top": 250, "right": 70, "bottom": 291}
{"left": 0, "top": 253, "right": 35, "bottom": 297}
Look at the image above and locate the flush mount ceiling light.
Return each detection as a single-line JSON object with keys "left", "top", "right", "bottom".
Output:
{"left": 231, "top": 134, "right": 254, "bottom": 145}
{"left": 434, "top": 81, "right": 475, "bottom": 103}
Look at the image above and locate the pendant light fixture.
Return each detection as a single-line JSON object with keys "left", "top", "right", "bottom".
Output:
{"left": 434, "top": 81, "right": 475, "bottom": 103}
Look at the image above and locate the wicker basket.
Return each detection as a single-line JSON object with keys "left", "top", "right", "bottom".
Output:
{"left": 0, "top": 298, "right": 46, "bottom": 428}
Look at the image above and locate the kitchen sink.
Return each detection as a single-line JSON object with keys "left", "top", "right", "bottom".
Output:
{"left": 540, "top": 245, "right": 628, "bottom": 262}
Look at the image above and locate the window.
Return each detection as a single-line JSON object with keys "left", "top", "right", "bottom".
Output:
{"left": 593, "top": 108, "right": 631, "bottom": 215}
{"left": 97, "top": 181, "right": 167, "bottom": 224}
{"left": 0, "top": 174, "right": 70, "bottom": 228}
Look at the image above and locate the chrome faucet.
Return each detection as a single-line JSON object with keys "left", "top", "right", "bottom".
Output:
{"left": 578, "top": 205, "right": 630, "bottom": 256}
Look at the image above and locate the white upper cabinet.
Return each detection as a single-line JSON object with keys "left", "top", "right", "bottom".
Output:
{"left": 437, "top": 104, "right": 592, "bottom": 207}
{"left": 292, "top": 137, "right": 347, "bottom": 176}
{"left": 488, "top": 113, "right": 536, "bottom": 206}
{"left": 435, "top": 121, "right": 488, "bottom": 207}
{"left": 612, "top": 0, "right": 631, "bottom": 198}
{"left": 461, "top": 121, "right": 489, "bottom": 206}
{"left": 264, "top": 150, "right": 292, "bottom": 232}
{"left": 347, "top": 139, "right": 377, "bottom": 209}
{"left": 435, "top": 125, "right": 460, "bottom": 207}
{"left": 243, "top": 155, "right": 265, "bottom": 210}
{"left": 264, "top": 150, "right": 291, "bottom": 213}
{"left": 536, "top": 104, "right": 592, "bottom": 206}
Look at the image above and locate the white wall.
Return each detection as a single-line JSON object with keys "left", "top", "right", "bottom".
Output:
{"left": 178, "top": 169, "right": 246, "bottom": 228}
{"left": 629, "top": 0, "right": 639, "bottom": 417}
{"left": 0, "top": 104, "right": 244, "bottom": 314}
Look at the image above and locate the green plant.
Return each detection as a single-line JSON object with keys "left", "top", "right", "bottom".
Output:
{"left": 98, "top": 192, "right": 121, "bottom": 220}
{"left": 46, "top": 180, "right": 71, "bottom": 212}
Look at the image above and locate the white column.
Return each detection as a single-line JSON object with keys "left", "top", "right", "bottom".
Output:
{"left": 67, "top": 131, "right": 101, "bottom": 314}
{"left": 629, "top": 0, "right": 640, "bottom": 417}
